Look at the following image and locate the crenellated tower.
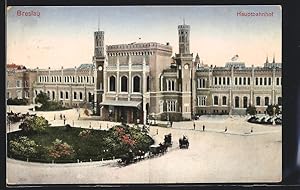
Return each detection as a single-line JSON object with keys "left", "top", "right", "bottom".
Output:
{"left": 93, "top": 29, "right": 105, "bottom": 115}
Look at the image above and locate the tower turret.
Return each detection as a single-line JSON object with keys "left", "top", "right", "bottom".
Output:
{"left": 178, "top": 22, "right": 190, "bottom": 54}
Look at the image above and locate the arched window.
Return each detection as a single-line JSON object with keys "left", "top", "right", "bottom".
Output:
{"left": 52, "top": 91, "right": 55, "bottom": 100}
{"left": 121, "top": 76, "right": 128, "bottom": 92}
{"left": 222, "top": 96, "right": 227, "bottom": 105}
{"left": 235, "top": 96, "right": 240, "bottom": 108}
{"left": 256, "top": 97, "right": 261, "bottom": 106}
{"left": 74, "top": 92, "right": 77, "bottom": 99}
{"left": 133, "top": 76, "right": 141, "bottom": 92}
{"left": 214, "top": 96, "right": 218, "bottom": 105}
{"left": 147, "top": 76, "right": 150, "bottom": 92}
{"left": 265, "top": 97, "right": 269, "bottom": 106}
{"left": 243, "top": 96, "right": 248, "bottom": 108}
{"left": 73, "top": 76, "right": 75, "bottom": 83}
{"left": 79, "top": 92, "right": 83, "bottom": 100}
{"left": 109, "top": 76, "right": 116, "bottom": 91}
{"left": 60, "top": 91, "right": 63, "bottom": 99}
{"left": 65, "top": 91, "right": 69, "bottom": 99}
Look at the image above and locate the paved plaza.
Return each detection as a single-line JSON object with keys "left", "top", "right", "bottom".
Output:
{"left": 6, "top": 105, "right": 282, "bottom": 184}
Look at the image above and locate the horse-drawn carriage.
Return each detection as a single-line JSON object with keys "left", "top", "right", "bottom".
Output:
{"left": 179, "top": 135, "right": 189, "bottom": 149}
{"left": 149, "top": 143, "right": 168, "bottom": 157}
{"left": 119, "top": 150, "right": 135, "bottom": 165}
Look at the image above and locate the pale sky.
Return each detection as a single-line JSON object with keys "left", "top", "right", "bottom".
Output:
{"left": 7, "top": 6, "right": 282, "bottom": 69}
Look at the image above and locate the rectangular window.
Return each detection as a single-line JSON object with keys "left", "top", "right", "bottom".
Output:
{"left": 264, "top": 78, "right": 267, "bottom": 85}
{"left": 223, "top": 77, "right": 226, "bottom": 85}
{"left": 239, "top": 77, "right": 242, "bottom": 85}
{"left": 227, "top": 78, "right": 230, "bottom": 85}
{"left": 25, "top": 91, "right": 29, "bottom": 98}
{"left": 219, "top": 77, "right": 221, "bottom": 85}
{"left": 198, "top": 96, "right": 207, "bottom": 106}
{"left": 16, "top": 80, "right": 21, "bottom": 87}
{"left": 248, "top": 77, "right": 250, "bottom": 85}
{"left": 243, "top": 77, "right": 246, "bottom": 85}
{"left": 60, "top": 92, "right": 63, "bottom": 99}
{"left": 215, "top": 77, "right": 217, "bottom": 85}
{"left": 268, "top": 78, "right": 271, "bottom": 85}
{"left": 235, "top": 77, "right": 237, "bottom": 85}
{"left": 276, "top": 78, "right": 279, "bottom": 85}
{"left": 167, "top": 100, "right": 176, "bottom": 112}
{"left": 256, "top": 78, "right": 258, "bottom": 85}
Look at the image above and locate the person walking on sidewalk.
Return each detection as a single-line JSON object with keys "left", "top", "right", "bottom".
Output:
{"left": 203, "top": 125, "right": 205, "bottom": 131}
{"left": 224, "top": 126, "right": 227, "bottom": 132}
{"left": 193, "top": 122, "right": 196, "bottom": 130}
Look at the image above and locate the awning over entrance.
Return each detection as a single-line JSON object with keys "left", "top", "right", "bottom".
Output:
{"left": 100, "top": 100, "right": 142, "bottom": 109}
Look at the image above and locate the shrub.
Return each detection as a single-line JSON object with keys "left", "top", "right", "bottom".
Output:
{"left": 7, "top": 98, "right": 28, "bottom": 105}
{"left": 246, "top": 105, "right": 257, "bottom": 115}
{"left": 266, "top": 104, "right": 281, "bottom": 116}
{"left": 9, "top": 136, "right": 38, "bottom": 158}
{"left": 19, "top": 116, "right": 49, "bottom": 134}
{"left": 84, "top": 109, "right": 90, "bottom": 116}
{"left": 48, "top": 139, "right": 75, "bottom": 160}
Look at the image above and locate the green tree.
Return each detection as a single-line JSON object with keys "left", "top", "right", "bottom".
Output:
{"left": 9, "top": 136, "right": 38, "bottom": 158}
{"left": 266, "top": 104, "right": 280, "bottom": 116}
{"left": 19, "top": 116, "right": 49, "bottom": 134}
{"left": 246, "top": 105, "right": 257, "bottom": 115}
{"left": 35, "top": 92, "right": 50, "bottom": 106}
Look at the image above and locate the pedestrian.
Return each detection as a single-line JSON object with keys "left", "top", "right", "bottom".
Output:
{"left": 156, "top": 129, "right": 158, "bottom": 135}
{"left": 203, "top": 125, "right": 205, "bottom": 131}
{"left": 54, "top": 114, "right": 56, "bottom": 120}
{"left": 250, "top": 127, "right": 253, "bottom": 133}
{"left": 224, "top": 126, "right": 227, "bottom": 132}
{"left": 170, "top": 121, "right": 173, "bottom": 128}
{"left": 78, "top": 113, "right": 80, "bottom": 120}
{"left": 193, "top": 122, "right": 195, "bottom": 130}
{"left": 60, "top": 113, "right": 62, "bottom": 120}
{"left": 64, "top": 118, "right": 66, "bottom": 125}
{"left": 89, "top": 122, "right": 91, "bottom": 128}
{"left": 100, "top": 124, "right": 102, "bottom": 129}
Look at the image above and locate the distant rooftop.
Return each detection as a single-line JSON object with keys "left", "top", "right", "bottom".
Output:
{"left": 78, "top": 64, "right": 94, "bottom": 69}
{"left": 7, "top": 63, "right": 27, "bottom": 70}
